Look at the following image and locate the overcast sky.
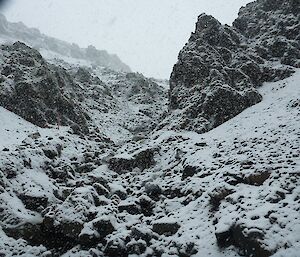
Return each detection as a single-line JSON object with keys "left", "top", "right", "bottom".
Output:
{"left": 2, "top": 0, "right": 252, "bottom": 79}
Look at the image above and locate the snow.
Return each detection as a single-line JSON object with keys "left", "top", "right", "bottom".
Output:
{"left": 0, "top": 106, "right": 69, "bottom": 149}
{"left": 0, "top": 106, "right": 39, "bottom": 148}
{"left": 109, "top": 69, "right": 300, "bottom": 256}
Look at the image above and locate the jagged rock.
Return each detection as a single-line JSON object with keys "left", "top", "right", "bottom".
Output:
{"left": 244, "top": 171, "right": 271, "bottom": 186}
{"left": 118, "top": 202, "right": 141, "bottom": 215}
{"left": 177, "top": 242, "right": 198, "bottom": 257}
{"left": 144, "top": 182, "right": 162, "bottom": 200}
{"left": 75, "top": 67, "right": 92, "bottom": 84}
{"left": 76, "top": 163, "right": 95, "bottom": 174}
{"left": 93, "top": 218, "right": 115, "bottom": 239}
{"left": 167, "top": 0, "right": 299, "bottom": 133}
{"left": 3, "top": 223, "right": 44, "bottom": 246}
{"left": 209, "top": 187, "right": 234, "bottom": 211}
{"left": 138, "top": 195, "right": 155, "bottom": 216}
{"left": 0, "top": 42, "right": 89, "bottom": 133}
{"left": 168, "top": 13, "right": 263, "bottom": 132}
{"left": 181, "top": 165, "right": 199, "bottom": 180}
{"left": 59, "top": 221, "right": 84, "bottom": 239}
{"left": 104, "top": 238, "right": 128, "bottom": 257}
{"left": 131, "top": 226, "right": 153, "bottom": 243}
{"left": 93, "top": 183, "right": 110, "bottom": 197}
{"left": 78, "top": 230, "right": 99, "bottom": 248}
{"left": 127, "top": 239, "right": 147, "bottom": 255}
{"left": 4, "top": 221, "right": 79, "bottom": 255}
{"left": 233, "top": 0, "right": 300, "bottom": 67}
{"left": 42, "top": 148, "right": 58, "bottom": 160}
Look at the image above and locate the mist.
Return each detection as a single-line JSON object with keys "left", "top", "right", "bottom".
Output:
{"left": 3, "top": 0, "right": 252, "bottom": 79}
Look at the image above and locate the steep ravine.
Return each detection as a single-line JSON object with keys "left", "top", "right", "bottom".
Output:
{"left": 0, "top": 0, "right": 300, "bottom": 257}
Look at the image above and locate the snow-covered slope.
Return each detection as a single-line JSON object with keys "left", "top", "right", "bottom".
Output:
{"left": 0, "top": 41, "right": 168, "bottom": 145}
{"left": 106, "top": 69, "right": 300, "bottom": 257}
{"left": 0, "top": 107, "right": 70, "bottom": 149}
{"left": 0, "top": 68, "right": 298, "bottom": 256}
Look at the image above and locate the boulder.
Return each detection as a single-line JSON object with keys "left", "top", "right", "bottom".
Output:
{"left": 216, "top": 224, "right": 273, "bottom": 257}
{"left": 152, "top": 219, "right": 180, "bottom": 236}
{"left": 19, "top": 194, "right": 48, "bottom": 211}
{"left": 93, "top": 218, "right": 115, "bottom": 239}
{"left": 104, "top": 238, "right": 128, "bottom": 257}
{"left": 181, "top": 165, "right": 199, "bottom": 180}
{"left": 108, "top": 148, "right": 156, "bottom": 173}
{"left": 118, "top": 202, "right": 141, "bottom": 215}
{"left": 144, "top": 183, "right": 162, "bottom": 200}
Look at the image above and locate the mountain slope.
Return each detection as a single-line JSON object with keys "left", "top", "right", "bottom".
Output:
{"left": 0, "top": 41, "right": 168, "bottom": 144}
{"left": 0, "top": 14, "right": 131, "bottom": 72}
{"left": 0, "top": 68, "right": 299, "bottom": 257}
{"left": 0, "top": 0, "right": 299, "bottom": 256}
{"left": 104, "top": 69, "right": 300, "bottom": 257}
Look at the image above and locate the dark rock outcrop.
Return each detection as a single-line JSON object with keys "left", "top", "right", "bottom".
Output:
{"left": 233, "top": 0, "right": 300, "bottom": 68}
{"left": 0, "top": 42, "right": 89, "bottom": 133}
{"left": 152, "top": 220, "right": 180, "bottom": 236}
{"left": 216, "top": 224, "right": 273, "bottom": 257}
{"left": 168, "top": 0, "right": 299, "bottom": 132}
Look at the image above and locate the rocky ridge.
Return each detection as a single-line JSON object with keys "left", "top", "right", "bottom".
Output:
{"left": 167, "top": 0, "right": 299, "bottom": 133}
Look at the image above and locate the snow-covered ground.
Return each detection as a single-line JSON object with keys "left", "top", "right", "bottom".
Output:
{"left": 0, "top": 107, "right": 69, "bottom": 149}
{"left": 0, "top": 68, "right": 299, "bottom": 256}
{"left": 109, "top": 69, "right": 300, "bottom": 256}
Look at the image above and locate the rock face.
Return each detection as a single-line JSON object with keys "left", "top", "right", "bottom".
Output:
{"left": 0, "top": 42, "right": 89, "bottom": 133}
{"left": 168, "top": 0, "right": 298, "bottom": 132}
{"left": 234, "top": 0, "right": 300, "bottom": 68}
{"left": 0, "top": 41, "right": 167, "bottom": 139}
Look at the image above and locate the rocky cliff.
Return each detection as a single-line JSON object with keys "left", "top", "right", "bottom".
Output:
{"left": 0, "top": 42, "right": 90, "bottom": 133}
{"left": 167, "top": 0, "right": 299, "bottom": 132}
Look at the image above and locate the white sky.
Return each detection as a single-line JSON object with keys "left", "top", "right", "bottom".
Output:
{"left": 2, "top": 0, "right": 252, "bottom": 79}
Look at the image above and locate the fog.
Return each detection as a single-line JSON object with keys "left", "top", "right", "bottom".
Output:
{"left": 3, "top": 0, "right": 252, "bottom": 79}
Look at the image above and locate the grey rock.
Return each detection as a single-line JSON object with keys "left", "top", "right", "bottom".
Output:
{"left": 152, "top": 220, "right": 180, "bottom": 236}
